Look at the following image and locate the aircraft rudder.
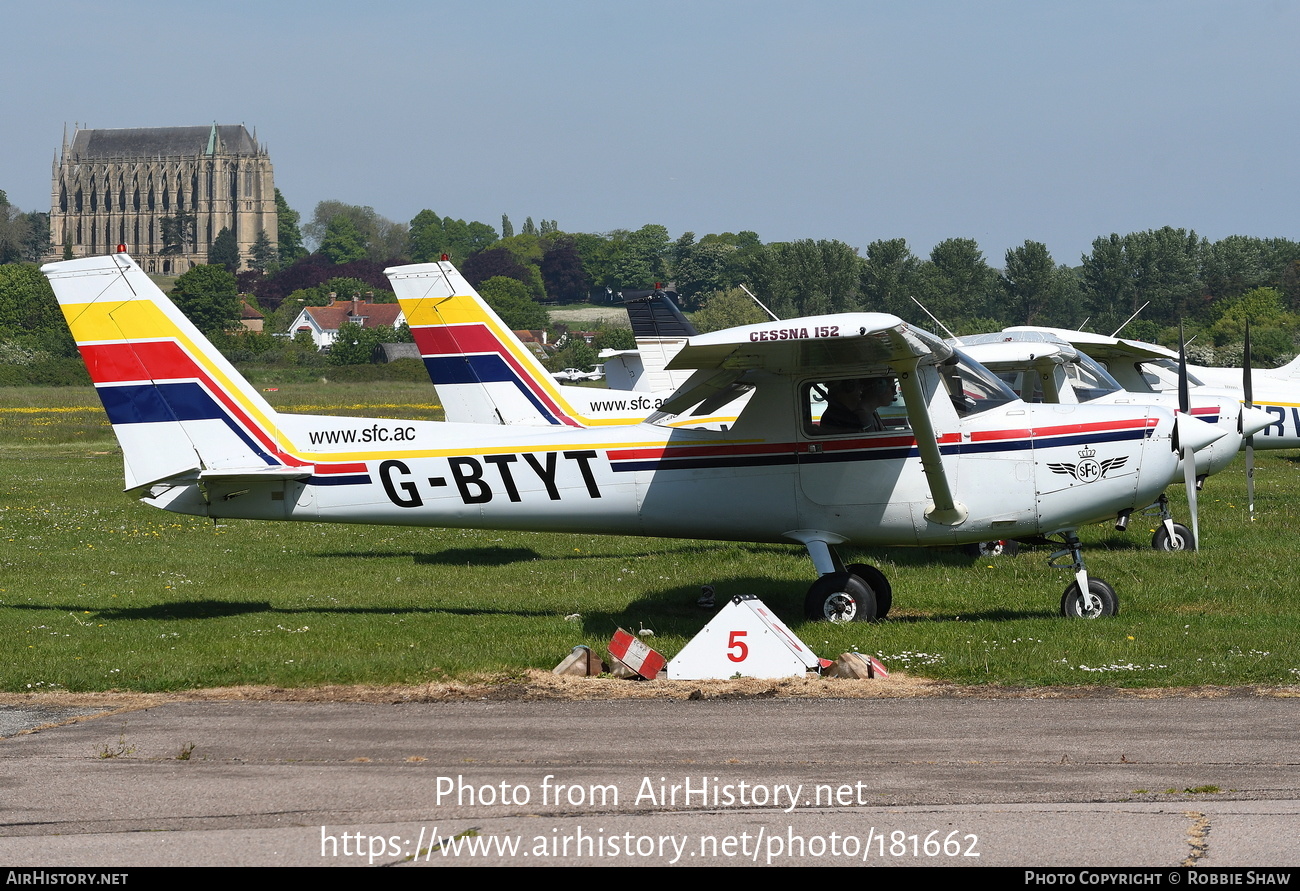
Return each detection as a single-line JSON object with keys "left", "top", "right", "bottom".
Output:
{"left": 388, "top": 260, "right": 585, "bottom": 426}
{"left": 43, "top": 253, "right": 293, "bottom": 486}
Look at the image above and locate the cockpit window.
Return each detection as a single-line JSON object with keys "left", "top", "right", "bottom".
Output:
{"left": 940, "top": 350, "right": 1019, "bottom": 415}
{"left": 1066, "top": 354, "right": 1123, "bottom": 402}
{"left": 805, "top": 376, "right": 909, "bottom": 436}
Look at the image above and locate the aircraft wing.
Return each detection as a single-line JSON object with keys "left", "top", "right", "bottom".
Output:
{"left": 665, "top": 313, "right": 950, "bottom": 375}
{"left": 1003, "top": 326, "right": 1176, "bottom": 363}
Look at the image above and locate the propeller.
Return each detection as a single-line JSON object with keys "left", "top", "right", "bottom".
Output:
{"left": 1176, "top": 322, "right": 1200, "bottom": 550}
{"left": 1244, "top": 321, "right": 1255, "bottom": 520}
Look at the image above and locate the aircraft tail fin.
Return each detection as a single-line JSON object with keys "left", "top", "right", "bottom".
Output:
{"left": 43, "top": 252, "right": 300, "bottom": 490}
{"left": 387, "top": 260, "right": 584, "bottom": 427}
{"left": 616, "top": 288, "right": 696, "bottom": 393}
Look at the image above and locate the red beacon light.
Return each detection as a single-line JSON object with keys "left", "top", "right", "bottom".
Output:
{"left": 116, "top": 244, "right": 128, "bottom": 253}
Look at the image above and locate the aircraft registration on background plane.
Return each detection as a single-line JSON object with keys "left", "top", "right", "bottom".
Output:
{"left": 46, "top": 251, "right": 1228, "bottom": 622}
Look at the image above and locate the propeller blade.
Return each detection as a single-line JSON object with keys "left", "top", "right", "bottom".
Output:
{"left": 1244, "top": 321, "right": 1255, "bottom": 520}
{"left": 1183, "top": 444, "right": 1200, "bottom": 550}
{"left": 1178, "top": 321, "right": 1190, "bottom": 416}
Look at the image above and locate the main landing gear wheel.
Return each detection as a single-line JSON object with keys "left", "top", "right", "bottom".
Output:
{"left": 845, "top": 563, "right": 892, "bottom": 619}
{"left": 1059, "top": 578, "right": 1119, "bottom": 618}
{"left": 1151, "top": 523, "right": 1195, "bottom": 552}
{"left": 805, "top": 572, "right": 877, "bottom": 623}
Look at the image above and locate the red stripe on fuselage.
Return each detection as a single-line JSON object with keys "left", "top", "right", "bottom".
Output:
{"left": 607, "top": 417, "right": 1158, "bottom": 463}
{"left": 969, "top": 417, "right": 1157, "bottom": 442}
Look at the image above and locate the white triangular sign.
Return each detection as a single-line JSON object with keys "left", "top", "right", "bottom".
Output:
{"left": 668, "top": 595, "right": 822, "bottom": 680}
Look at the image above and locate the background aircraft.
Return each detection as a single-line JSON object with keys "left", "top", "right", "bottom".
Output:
{"left": 49, "top": 252, "right": 1220, "bottom": 622}
{"left": 388, "top": 263, "right": 691, "bottom": 428}
{"left": 961, "top": 331, "right": 1269, "bottom": 550}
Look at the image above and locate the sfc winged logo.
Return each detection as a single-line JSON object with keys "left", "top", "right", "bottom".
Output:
{"left": 1047, "top": 447, "right": 1128, "bottom": 483}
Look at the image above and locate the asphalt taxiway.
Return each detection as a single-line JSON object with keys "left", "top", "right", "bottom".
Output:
{"left": 2, "top": 696, "right": 1298, "bottom": 866}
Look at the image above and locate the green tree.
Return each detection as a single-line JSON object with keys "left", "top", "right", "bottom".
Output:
{"left": 407, "top": 210, "right": 498, "bottom": 265}
{"left": 691, "top": 287, "right": 769, "bottom": 333}
{"left": 0, "top": 192, "right": 23, "bottom": 265}
{"left": 478, "top": 276, "right": 548, "bottom": 330}
{"left": 20, "top": 211, "right": 50, "bottom": 263}
{"left": 501, "top": 214, "right": 514, "bottom": 239}
{"left": 209, "top": 227, "right": 240, "bottom": 272}
{"left": 915, "top": 238, "right": 995, "bottom": 322}
{"left": 306, "top": 201, "right": 407, "bottom": 262}
{"left": 170, "top": 265, "right": 240, "bottom": 335}
{"left": 319, "top": 216, "right": 368, "bottom": 264}
{"left": 859, "top": 238, "right": 918, "bottom": 317}
{"left": 0, "top": 263, "right": 74, "bottom": 355}
{"left": 160, "top": 212, "right": 196, "bottom": 255}
{"left": 1001, "top": 240, "right": 1065, "bottom": 326}
{"left": 249, "top": 229, "right": 276, "bottom": 274}
{"left": 761, "top": 239, "right": 863, "bottom": 317}
{"left": 1082, "top": 227, "right": 1203, "bottom": 329}
{"left": 608, "top": 224, "right": 671, "bottom": 289}
{"left": 328, "top": 322, "right": 397, "bottom": 365}
{"left": 275, "top": 189, "right": 306, "bottom": 263}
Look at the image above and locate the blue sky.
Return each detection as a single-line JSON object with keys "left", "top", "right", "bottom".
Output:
{"left": 4, "top": 0, "right": 1296, "bottom": 266}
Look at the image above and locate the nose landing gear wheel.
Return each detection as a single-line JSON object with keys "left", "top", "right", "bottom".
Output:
{"left": 805, "top": 572, "right": 877, "bottom": 622}
{"left": 1059, "top": 578, "right": 1118, "bottom": 618}
{"left": 1151, "top": 523, "right": 1194, "bottom": 551}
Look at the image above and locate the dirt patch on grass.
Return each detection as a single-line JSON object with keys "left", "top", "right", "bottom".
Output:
{"left": 3, "top": 672, "right": 1298, "bottom": 709}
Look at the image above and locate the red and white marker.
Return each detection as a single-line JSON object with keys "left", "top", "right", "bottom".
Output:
{"left": 608, "top": 628, "right": 666, "bottom": 679}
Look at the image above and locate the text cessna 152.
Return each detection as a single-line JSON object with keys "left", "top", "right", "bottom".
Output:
{"left": 46, "top": 251, "right": 1228, "bottom": 622}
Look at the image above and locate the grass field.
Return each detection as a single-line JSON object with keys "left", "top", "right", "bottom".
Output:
{"left": 3, "top": 384, "right": 1299, "bottom": 692}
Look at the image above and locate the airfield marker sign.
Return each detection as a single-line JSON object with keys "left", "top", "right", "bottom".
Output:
{"left": 668, "top": 595, "right": 824, "bottom": 680}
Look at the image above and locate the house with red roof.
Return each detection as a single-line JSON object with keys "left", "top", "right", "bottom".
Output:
{"left": 287, "top": 294, "right": 406, "bottom": 350}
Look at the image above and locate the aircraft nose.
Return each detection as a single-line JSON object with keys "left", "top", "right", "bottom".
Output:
{"left": 1175, "top": 413, "right": 1229, "bottom": 453}
{"left": 1239, "top": 405, "right": 1274, "bottom": 438}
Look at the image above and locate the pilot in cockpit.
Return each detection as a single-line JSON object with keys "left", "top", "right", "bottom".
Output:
{"left": 818, "top": 377, "right": 897, "bottom": 434}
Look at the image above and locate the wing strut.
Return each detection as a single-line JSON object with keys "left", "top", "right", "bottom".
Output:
{"left": 896, "top": 359, "right": 967, "bottom": 526}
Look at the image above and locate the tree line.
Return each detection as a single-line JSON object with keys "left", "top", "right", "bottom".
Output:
{"left": 3, "top": 185, "right": 1300, "bottom": 375}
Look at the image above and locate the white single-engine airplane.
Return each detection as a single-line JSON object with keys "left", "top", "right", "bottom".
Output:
{"left": 47, "top": 251, "right": 1227, "bottom": 621}
{"left": 960, "top": 331, "right": 1272, "bottom": 550}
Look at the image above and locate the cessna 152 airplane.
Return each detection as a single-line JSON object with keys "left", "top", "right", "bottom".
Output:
{"left": 46, "top": 251, "right": 1229, "bottom": 622}
{"left": 959, "top": 331, "right": 1272, "bottom": 550}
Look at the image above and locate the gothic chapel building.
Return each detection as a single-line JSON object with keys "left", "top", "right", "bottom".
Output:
{"left": 50, "top": 123, "right": 277, "bottom": 274}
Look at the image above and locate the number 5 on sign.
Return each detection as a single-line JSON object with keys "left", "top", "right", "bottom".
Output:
{"left": 668, "top": 595, "right": 823, "bottom": 680}
{"left": 727, "top": 631, "right": 748, "bottom": 662}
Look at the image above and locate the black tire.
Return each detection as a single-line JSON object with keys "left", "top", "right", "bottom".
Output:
{"left": 804, "top": 572, "right": 876, "bottom": 623}
{"left": 962, "top": 540, "right": 1021, "bottom": 558}
{"left": 1059, "top": 578, "right": 1119, "bottom": 618}
{"left": 845, "top": 563, "right": 892, "bottom": 619}
{"left": 1151, "top": 523, "right": 1194, "bottom": 552}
